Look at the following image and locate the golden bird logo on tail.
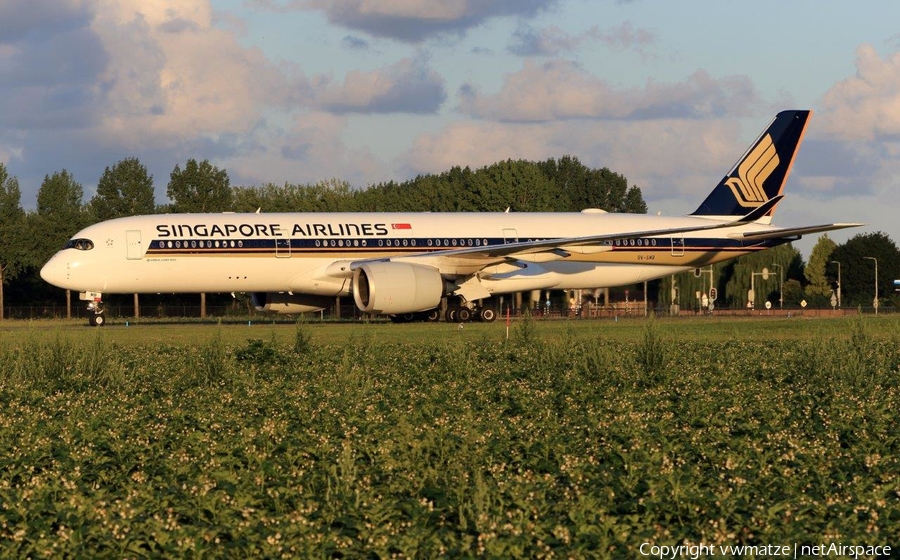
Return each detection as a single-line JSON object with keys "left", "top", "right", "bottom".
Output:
{"left": 726, "top": 134, "right": 779, "bottom": 207}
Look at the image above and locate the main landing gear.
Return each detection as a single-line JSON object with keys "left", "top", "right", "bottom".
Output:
{"left": 389, "top": 300, "right": 496, "bottom": 324}
{"left": 388, "top": 309, "right": 441, "bottom": 323}
{"left": 444, "top": 305, "right": 496, "bottom": 323}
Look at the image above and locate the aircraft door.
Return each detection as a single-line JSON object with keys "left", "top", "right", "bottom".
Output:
{"left": 502, "top": 228, "right": 518, "bottom": 244}
{"left": 275, "top": 238, "right": 291, "bottom": 258}
{"left": 126, "top": 230, "right": 143, "bottom": 260}
{"left": 670, "top": 236, "right": 685, "bottom": 257}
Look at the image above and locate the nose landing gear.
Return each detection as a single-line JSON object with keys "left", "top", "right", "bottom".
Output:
{"left": 81, "top": 291, "right": 106, "bottom": 327}
{"left": 88, "top": 308, "right": 106, "bottom": 327}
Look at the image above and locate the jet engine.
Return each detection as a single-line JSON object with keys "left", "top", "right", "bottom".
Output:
{"left": 251, "top": 292, "right": 332, "bottom": 314}
{"left": 352, "top": 262, "right": 444, "bottom": 314}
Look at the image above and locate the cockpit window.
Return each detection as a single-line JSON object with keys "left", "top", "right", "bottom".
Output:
{"left": 64, "top": 238, "right": 94, "bottom": 251}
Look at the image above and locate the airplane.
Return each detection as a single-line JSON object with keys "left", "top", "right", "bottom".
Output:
{"left": 41, "top": 110, "right": 862, "bottom": 326}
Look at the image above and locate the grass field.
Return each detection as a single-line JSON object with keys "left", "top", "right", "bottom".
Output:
{"left": 1, "top": 315, "right": 898, "bottom": 556}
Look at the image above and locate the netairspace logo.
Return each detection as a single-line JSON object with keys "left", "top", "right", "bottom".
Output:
{"left": 639, "top": 542, "right": 892, "bottom": 559}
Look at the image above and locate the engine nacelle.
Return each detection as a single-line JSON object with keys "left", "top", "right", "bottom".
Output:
{"left": 251, "top": 292, "right": 332, "bottom": 314}
{"left": 352, "top": 262, "right": 444, "bottom": 314}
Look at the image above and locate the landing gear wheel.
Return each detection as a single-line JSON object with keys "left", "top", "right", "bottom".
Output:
{"left": 456, "top": 307, "right": 472, "bottom": 322}
{"left": 445, "top": 308, "right": 457, "bottom": 322}
{"left": 89, "top": 312, "right": 106, "bottom": 327}
{"left": 425, "top": 309, "right": 441, "bottom": 322}
{"left": 390, "top": 313, "right": 417, "bottom": 323}
{"left": 478, "top": 308, "right": 497, "bottom": 323}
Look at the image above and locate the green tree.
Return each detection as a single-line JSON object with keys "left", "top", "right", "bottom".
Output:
{"left": 91, "top": 157, "right": 156, "bottom": 220}
{"left": 660, "top": 243, "right": 802, "bottom": 310}
{"left": 804, "top": 234, "right": 837, "bottom": 306}
{"left": 0, "top": 165, "right": 25, "bottom": 278}
{"left": 29, "top": 170, "right": 89, "bottom": 313}
{"left": 622, "top": 185, "right": 648, "bottom": 214}
{"left": 35, "top": 170, "right": 88, "bottom": 263}
{"left": 308, "top": 178, "right": 355, "bottom": 211}
{"left": 781, "top": 278, "right": 804, "bottom": 306}
{"left": 167, "top": 159, "right": 232, "bottom": 213}
{"left": 830, "top": 231, "right": 900, "bottom": 308}
{"left": 484, "top": 160, "right": 557, "bottom": 212}
{"left": 352, "top": 157, "right": 646, "bottom": 214}
{"left": 0, "top": 165, "right": 26, "bottom": 319}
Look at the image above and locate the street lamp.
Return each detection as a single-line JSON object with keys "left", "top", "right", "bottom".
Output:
{"left": 749, "top": 268, "right": 770, "bottom": 309}
{"left": 771, "top": 263, "right": 783, "bottom": 309}
{"left": 693, "top": 266, "right": 715, "bottom": 311}
{"left": 863, "top": 256, "right": 878, "bottom": 315}
{"left": 829, "top": 260, "right": 841, "bottom": 308}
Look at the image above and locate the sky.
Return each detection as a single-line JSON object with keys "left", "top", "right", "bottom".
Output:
{"left": 2, "top": 0, "right": 900, "bottom": 259}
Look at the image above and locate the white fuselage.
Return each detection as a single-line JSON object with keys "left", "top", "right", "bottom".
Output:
{"left": 40, "top": 211, "right": 775, "bottom": 298}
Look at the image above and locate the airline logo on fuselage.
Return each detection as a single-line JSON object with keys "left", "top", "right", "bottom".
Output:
{"left": 156, "top": 222, "right": 391, "bottom": 238}
{"left": 725, "top": 133, "right": 779, "bottom": 208}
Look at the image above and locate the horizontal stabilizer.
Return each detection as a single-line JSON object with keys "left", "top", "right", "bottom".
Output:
{"left": 736, "top": 195, "right": 784, "bottom": 223}
{"left": 729, "top": 222, "right": 864, "bottom": 242}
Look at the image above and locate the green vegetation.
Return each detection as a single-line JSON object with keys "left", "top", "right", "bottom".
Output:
{"left": 1, "top": 316, "right": 898, "bottom": 556}
{"left": 1, "top": 156, "right": 650, "bottom": 310}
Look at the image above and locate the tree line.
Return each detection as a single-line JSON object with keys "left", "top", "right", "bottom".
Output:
{"left": 658, "top": 231, "right": 899, "bottom": 311}
{"left": 0, "top": 156, "right": 896, "bottom": 316}
{"left": 0, "top": 156, "right": 646, "bottom": 313}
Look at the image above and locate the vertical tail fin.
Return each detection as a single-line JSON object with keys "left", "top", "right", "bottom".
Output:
{"left": 691, "top": 110, "right": 811, "bottom": 220}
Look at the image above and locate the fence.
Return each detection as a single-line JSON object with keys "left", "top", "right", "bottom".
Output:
{"left": 1, "top": 302, "right": 894, "bottom": 322}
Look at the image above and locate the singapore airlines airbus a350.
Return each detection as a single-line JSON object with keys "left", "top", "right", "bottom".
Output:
{"left": 41, "top": 110, "right": 861, "bottom": 326}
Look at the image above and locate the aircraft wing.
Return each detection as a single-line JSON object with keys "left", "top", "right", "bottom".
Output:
{"left": 325, "top": 197, "right": 788, "bottom": 278}
{"left": 728, "top": 222, "right": 864, "bottom": 242}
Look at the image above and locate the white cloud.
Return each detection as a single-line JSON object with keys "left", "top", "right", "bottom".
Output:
{"left": 311, "top": 56, "right": 446, "bottom": 114}
{"left": 508, "top": 22, "right": 656, "bottom": 58}
{"left": 90, "top": 0, "right": 293, "bottom": 148}
{"left": 818, "top": 44, "right": 900, "bottom": 141}
{"left": 222, "top": 112, "right": 388, "bottom": 188}
{"left": 458, "top": 60, "right": 761, "bottom": 122}
{"left": 800, "top": 44, "right": 900, "bottom": 248}
{"left": 2, "top": 0, "right": 445, "bottom": 201}
{"left": 401, "top": 116, "right": 744, "bottom": 202}
{"left": 259, "top": 0, "right": 558, "bottom": 43}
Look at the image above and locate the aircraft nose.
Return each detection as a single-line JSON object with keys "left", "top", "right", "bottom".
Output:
{"left": 40, "top": 254, "right": 69, "bottom": 288}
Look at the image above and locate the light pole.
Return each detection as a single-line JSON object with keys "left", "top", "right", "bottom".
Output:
{"left": 694, "top": 266, "right": 714, "bottom": 311}
{"left": 749, "top": 268, "right": 770, "bottom": 309}
{"left": 771, "top": 263, "right": 783, "bottom": 309}
{"left": 864, "top": 257, "right": 878, "bottom": 315}
{"left": 829, "top": 260, "right": 841, "bottom": 308}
